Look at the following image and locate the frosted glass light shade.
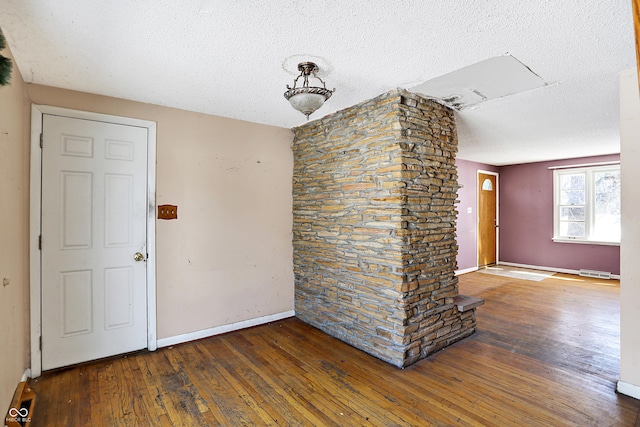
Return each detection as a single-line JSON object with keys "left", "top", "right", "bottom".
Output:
{"left": 283, "top": 61, "right": 334, "bottom": 119}
{"left": 288, "top": 92, "right": 326, "bottom": 118}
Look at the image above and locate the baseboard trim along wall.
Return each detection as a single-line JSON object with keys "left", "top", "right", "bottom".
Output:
{"left": 498, "top": 261, "right": 621, "bottom": 280}
{"left": 617, "top": 380, "right": 640, "bottom": 400}
{"left": 455, "top": 267, "right": 479, "bottom": 276}
{"left": 157, "top": 310, "right": 296, "bottom": 348}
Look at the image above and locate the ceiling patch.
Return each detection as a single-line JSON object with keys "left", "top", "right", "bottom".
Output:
{"left": 409, "top": 54, "right": 552, "bottom": 110}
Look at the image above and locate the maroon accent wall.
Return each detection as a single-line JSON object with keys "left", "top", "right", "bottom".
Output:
{"left": 498, "top": 154, "right": 620, "bottom": 275}
{"left": 455, "top": 159, "right": 499, "bottom": 272}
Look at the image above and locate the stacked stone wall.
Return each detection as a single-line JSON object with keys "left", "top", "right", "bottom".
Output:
{"left": 293, "top": 89, "right": 476, "bottom": 367}
{"left": 395, "top": 92, "right": 476, "bottom": 364}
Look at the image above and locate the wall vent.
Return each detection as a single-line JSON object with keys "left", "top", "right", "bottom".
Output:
{"left": 579, "top": 269, "right": 612, "bottom": 279}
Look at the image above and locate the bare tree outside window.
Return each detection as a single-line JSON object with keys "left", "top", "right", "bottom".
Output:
{"left": 593, "top": 170, "right": 621, "bottom": 241}
{"left": 559, "top": 173, "right": 585, "bottom": 238}
{"left": 553, "top": 165, "right": 620, "bottom": 244}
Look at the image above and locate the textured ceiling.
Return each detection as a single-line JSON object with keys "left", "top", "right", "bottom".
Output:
{"left": 0, "top": 0, "right": 635, "bottom": 165}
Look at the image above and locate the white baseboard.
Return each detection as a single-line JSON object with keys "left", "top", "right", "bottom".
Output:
{"left": 157, "top": 310, "right": 295, "bottom": 348}
{"left": 21, "top": 369, "right": 31, "bottom": 382}
{"left": 498, "top": 261, "right": 578, "bottom": 275}
{"left": 497, "top": 261, "right": 620, "bottom": 280}
{"left": 455, "top": 267, "right": 479, "bottom": 276}
{"left": 617, "top": 380, "right": 640, "bottom": 400}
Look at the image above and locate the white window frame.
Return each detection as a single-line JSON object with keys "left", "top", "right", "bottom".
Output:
{"left": 552, "top": 164, "right": 620, "bottom": 246}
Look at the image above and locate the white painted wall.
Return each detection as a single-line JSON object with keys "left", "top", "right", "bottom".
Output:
{"left": 618, "top": 68, "right": 640, "bottom": 398}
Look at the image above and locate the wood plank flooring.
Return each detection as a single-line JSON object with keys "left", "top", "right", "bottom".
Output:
{"left": 28, "top": 271, "right": 640, "bottom": 426}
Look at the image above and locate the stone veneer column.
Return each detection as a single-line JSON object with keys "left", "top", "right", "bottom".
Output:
{"left": 292, "top": 89, "right": 476, "bottom": 367}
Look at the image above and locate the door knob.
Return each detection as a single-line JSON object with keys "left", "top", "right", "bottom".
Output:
{"left": 134, "top": 252, "right": 145, "bottom": 262}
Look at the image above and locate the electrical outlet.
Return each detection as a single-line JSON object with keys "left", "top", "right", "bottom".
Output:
{"left": 158, "top": 204, "right": 178, "bottom": 220}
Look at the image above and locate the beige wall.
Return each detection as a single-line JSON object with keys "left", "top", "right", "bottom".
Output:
{"left": 0, "top": 44, "right": 30, "bottom": 411}
{"left": 1, "top": 45, "right": 294, "bottom": 407}
{"left": 620, "top": 68, "right": 640, "bottom": 393}
{"left": 25, "top": 85, "right": 295, "bottom": 340}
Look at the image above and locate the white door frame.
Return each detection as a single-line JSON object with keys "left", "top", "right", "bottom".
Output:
{"left": 29, "top": 105, "right": 157, "bottom": 377}
{"left": 476, "top": 170, "right": 499, "bottom": 267}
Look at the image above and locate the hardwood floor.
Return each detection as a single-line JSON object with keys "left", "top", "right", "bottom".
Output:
{"left": 28, "top": 271, "right": 640, "bottom": 426}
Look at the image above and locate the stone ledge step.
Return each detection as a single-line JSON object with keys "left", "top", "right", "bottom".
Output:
{"left": 454, "top": 294, "right": 485, "bottom": 312}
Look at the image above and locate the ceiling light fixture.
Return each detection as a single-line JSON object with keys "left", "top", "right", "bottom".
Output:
{"left": 284, "top": 62, "right": 334, "bottom": 119}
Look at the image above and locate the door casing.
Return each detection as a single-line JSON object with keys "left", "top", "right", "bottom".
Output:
{"left": 29, "top": 105, "right": 157, "bottom": 377}
{"left": 477, "top": 170, "right": 499, "bottom": 268}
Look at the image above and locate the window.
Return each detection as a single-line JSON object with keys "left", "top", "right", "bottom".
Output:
{"left": 553, "top": 165, "right": 620, "bottom": 244}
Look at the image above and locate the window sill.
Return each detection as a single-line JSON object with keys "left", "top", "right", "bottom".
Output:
{"left": 552, "top": 238, "right": 620, "bottom": 247}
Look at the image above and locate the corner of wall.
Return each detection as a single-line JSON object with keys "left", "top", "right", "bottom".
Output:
{"left": 0, "top": 39, "right": 32, "bottom": 412}
{"left": 619, "top": 68, "right": 640, "bottom": 392}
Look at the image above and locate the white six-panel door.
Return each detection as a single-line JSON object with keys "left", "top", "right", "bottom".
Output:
{"left": 41, "top": 114, "right": 148, "bottom": 370}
